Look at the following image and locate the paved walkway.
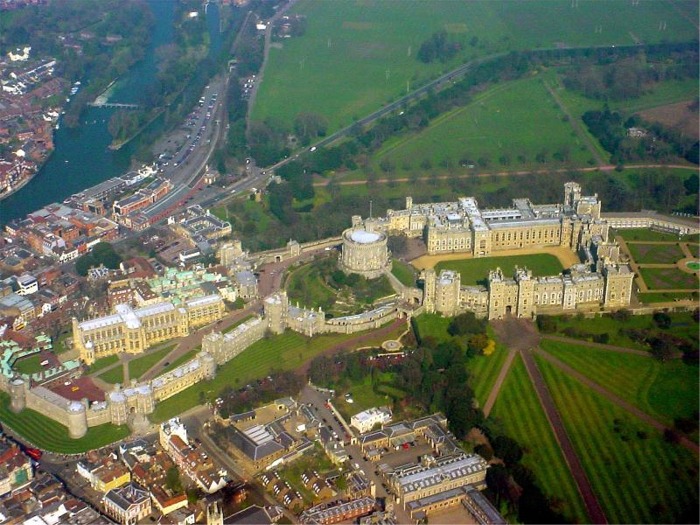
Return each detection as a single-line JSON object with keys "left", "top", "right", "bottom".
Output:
{"left": 520, "top": 347, "right": 608, "bottom": 524}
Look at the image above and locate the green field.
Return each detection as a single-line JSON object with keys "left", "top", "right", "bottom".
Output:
{"left": 541, "top": 311, "right": 699, "bottom": 351}
{"left": 536, "top": 357, "right": 699, "bottom": 524}
{"left": 436, "top": 254, "right": 564, "bottom": 286}
{"left": 335, "top": 373, "right": 398, "bottom": 422}
{"left": 639, "top": 267, "right": 698, "bottom": 290}
{"left": 254, "top": 0, "right": 697, "bottom": 133}
{"left": 375, "top": 77, "right": 593, "bottom": 173}
{"left": 86, "top": 355, "right": 119, "bottom": 374}
{"left": 492, "top": 355, "right": 588, "bottom": 523}
{"left": 12, "top": 354, "right": 45, "bottom": 376}
{"left": 0, "top": 392, "right": 130, "bottom": 454}
{"left": 98, "top": 365, "right": 125, "bottom": 385}
{"left": 627, "top": 243, "right": 686, "bottom": 264}
{"left": 638, "top": 291, "right": 699, "bottom": 304}
{"left": 159, "top": 349, "right": 200, "bottom": 375}
{"left": 127, "top": 345, "right": 176, "bottom": 380}
{"left": 466, "top": 326, "right": 510, "bottom": 408}
{"left": 616, "top": 228, "right": 700, "bottom": 243}
{"left": 539, "top": 340, "right": 699, "bottom": 425}
{"left": 151, "top": 327, "right": 393, "bottom": 422}
{"left": 391, "top": 259, "right": 417, "bottom": 287}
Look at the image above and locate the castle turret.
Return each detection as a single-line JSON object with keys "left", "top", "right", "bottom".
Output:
{"left": 67, "top": 400, "right": 88, "bottom": 439}
{"left": 422, "top": 269, "right": 436, "bottom": 313}
{"left": 264, "top": 292, "right": 288, "bottom": 334}
{"left": 200, "top": 351, "right": 217, "bottom": 380}
{"left": 9, "top": 378, "right": 26, "bottom": 413}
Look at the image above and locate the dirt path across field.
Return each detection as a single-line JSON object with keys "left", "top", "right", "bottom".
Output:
{"left": 534, "top": 348, "right": 699, "bottom": 455}
{"left": 411, "top": 245, "right": 581, "bottom": 271}
{"left": 483, "top": 317, "right": 541, "bottom": 417}
{"left": 521, "top": 347, "right": 609, "bottom": 524}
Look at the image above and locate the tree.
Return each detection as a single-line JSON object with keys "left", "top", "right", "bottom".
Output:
{"left": 165, "top": 466, "right": 183, "bottom": 493}
{"left": 448, "top": 312, "right": 486, "bottom": 337}
{"left": 652, "top": 312, "right": 672, "bottom": 329}
{"left": 492, "top": 435, "right": 523, "bottom": 466}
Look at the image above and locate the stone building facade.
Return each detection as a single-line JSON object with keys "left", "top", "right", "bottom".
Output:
{"left": 384, "top": 182, "right": 608, "bottom": 257}
{"left": 72, "top": 295, "right": 225, "bottom": 365}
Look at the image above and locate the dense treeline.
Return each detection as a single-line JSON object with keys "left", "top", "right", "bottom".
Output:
{"left": 217, "top": 370, "right": 304, "bottom": 417}
{"left": 417, "top": 30, "right": 462, "bottom": 63}
{"left": 582, "top": 107, "right": 699, "bottom": 165}
{"left": 562, "top": 49, "right": 698, "bottom": 101}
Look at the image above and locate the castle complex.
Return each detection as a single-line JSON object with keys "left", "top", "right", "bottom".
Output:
{"left": 4, "top": 182, "right": 697, "bottom": 440}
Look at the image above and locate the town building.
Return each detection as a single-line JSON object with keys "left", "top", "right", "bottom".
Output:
{"left": 350, "top": 407, "right": 393, "bottom": 434}
{"left": 103, "top": 483, "right": 151, "bottom": 525}
{"left": 299, "top": 497, "right": 376, "bottom": 525}
{"left": 0, "top": 441, "right": 33, "bottom": 496}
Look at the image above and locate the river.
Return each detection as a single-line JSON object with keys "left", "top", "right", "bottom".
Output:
{"left": 0, "top": 0, "right": 222, "bottom": 225}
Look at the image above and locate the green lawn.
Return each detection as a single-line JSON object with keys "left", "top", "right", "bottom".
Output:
{"left": 12, "top": 354, "right": 45, "bottom": 375}
{"left": 127, "top": 345, "right": 175, "bottom": 380}
{"left": 87, "top": 355, "right": 119, "bottom": 374}
{"left": 637, "top": 291, "right": 698, "bottom": 304}
{"left": 412, "top": 313, "right": 453, "bottom": 345}
{"left": 151, "top": 328, "right": 393, "bottom": 423}
{"left": 536, "top": 357, "right": 699, "bottom": 524}
{"left": 436, "top": 254, "right": 564, "bottom": 286}
{"left": 375, "top": 76, "right": 593, "bottom": 173}
{"left": 254, "top": 0, "right": 697, "bottom": 134}
{"left": 334, "top": 373, "right": 398, "bottom": 422}
{"left": 391, "top": 259, "right": 416, "bottom": 287}
{"left": 98, "top": 365, "right": 125, "bottom": 385}
{"left": 639, "top": 267, "right": 698, "bottom": 290}
{"left": 466, "top": 326, "right": 510, "bottom": 408}
{"left": 159, "top": 349, "right": 200, "bottom": 375}
{"left": 627, "top": 243, "right": 686, "bottom": 264}
{"left": 0, "top": 392, "right": 130, "bottom": 454}
{"left": 539, "top": 340, "right": 699, "bottom": 425}
{"left": 616, "top": 228, "right": 700, "bottom": 243}
{"left": 491, "top": 355, "right": 588, "bottom": 523}
{"left": 541, "top": 311, "right": 699, "bottom": 351}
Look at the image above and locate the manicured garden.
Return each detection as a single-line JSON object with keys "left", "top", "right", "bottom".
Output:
{"left": 0, "top": 392, "right": 130, "bottom": 454}
{"left": 539, "top": 339, "right": 699, "bottom": 425}
{"left": 626, "top": 243, "right": 686, "bottom": 264}
{"left": 436, "top": 254, "right": 564, "bottom": 286}
{"left": 535, "top": 357, "right": 699, "bottom": 524}
{"left": 615, "top": 228, "right": 700, "bottom": 243}
{"left": 491, "top": 355, "right": 588, "bottom": 524}
{"left": 639, "top": 267, "right": 698, "bottom": 290}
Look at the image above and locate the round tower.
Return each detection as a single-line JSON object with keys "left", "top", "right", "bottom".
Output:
{"left": 67, "top": 400, "right": 88, "bottom": 439}
{"left": 9, "top": 378, "right": 26, "bottom": 413}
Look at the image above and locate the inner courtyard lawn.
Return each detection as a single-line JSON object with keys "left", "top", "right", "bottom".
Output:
{"left": 535, "top": 356, "right": 699, "bottom": 524}
{"left": 491, "top": 355, "right": 588, "bottom": 523}
{"left": 436, "top": 254, "right": 563, "bottom": 286}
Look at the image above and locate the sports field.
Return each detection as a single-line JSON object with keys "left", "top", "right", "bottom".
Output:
{"left": 0, "top": 392, "right": 129, "bottom": 454}
{"left": 435, "top": 254, "right": 564, "bottom": 286}
{"left": 374, "top": 77, "right": 593, "bottom": 173}
{"left": 492, "top": 355, "right": 588, "bottom": 523}
{"left": 536, "top": 356, "right": 699, "bottom": 524}
{"left": 539, "top": 340, "right": 699, "bottom": 424}
{"left": 254, "top": 0, "right": 697, "bottom": 133}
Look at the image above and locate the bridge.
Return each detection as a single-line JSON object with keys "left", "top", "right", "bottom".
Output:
{"left": 88, "top": 102, "right": 140, "bottom": 109}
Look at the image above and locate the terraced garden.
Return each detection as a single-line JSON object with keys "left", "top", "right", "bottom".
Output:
{"left": 535, "top": 357, "right": 699, "bottom": 524}
{"left": 491, "top": 355, "right": 588, "bottom": 524}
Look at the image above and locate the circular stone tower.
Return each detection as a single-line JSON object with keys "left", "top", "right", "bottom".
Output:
{"left": 340, "top": 227, "right": 391, "bottom": 279}
{"left": 9, "top": 378, "right": 26, "bottom": 413}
